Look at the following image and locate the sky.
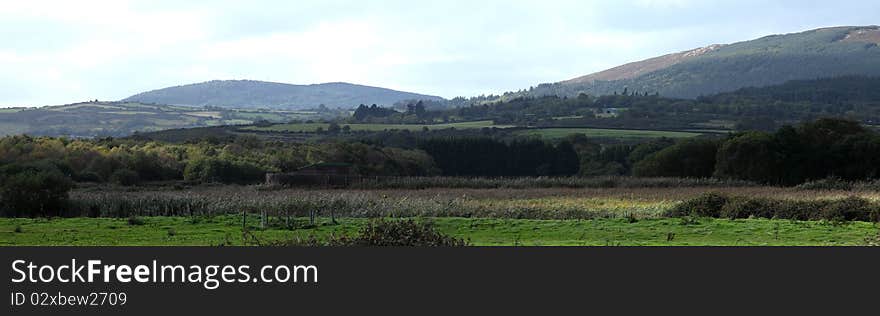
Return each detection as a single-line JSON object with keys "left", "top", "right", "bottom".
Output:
{"left": 1, "top": 0, "right": 878, "bottom": 107}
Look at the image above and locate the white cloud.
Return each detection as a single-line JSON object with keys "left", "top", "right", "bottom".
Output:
{"left": 1, "top": 0, "right": 879, "bottom": 106}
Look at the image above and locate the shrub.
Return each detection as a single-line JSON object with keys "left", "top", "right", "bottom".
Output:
{"left": 341, "top": 219, "right": 469, "bottom": 246}
{"left": 110, "top": 169, "right": 141, "bottom": 186}
{"left": 796, "top": 177, "right": 853, "bottom": 191}
{"left": 274, "top": 220, "right": 469, "bottom": 247}
{"left": 665, "top": 192, "right": 729, "bottom": 218}
{"left": 667, "top": 194, "right": 879, "bottom": 222}
{"left": 820, "top": 197, "right": 877, "bottom": 222}
{"left": 720, "top": 197, "right": 776, "bottom": 219}
{"left": 774, "top": 200, "right": 825, "bottom": 221}
{"left": 183, "top": 158, "right": 267, "bottom": 184}
{"left": 127, "top": 215, "right": 146, "bottom": 226}
{"left": 0, "top": 162, "right": 74, "bottom": 217}
{"left": 74, "top": 171, "right": 103, "bottom": 183}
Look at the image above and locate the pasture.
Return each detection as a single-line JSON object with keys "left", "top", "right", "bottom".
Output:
{"left": 2, "top": 216, "right": 876, "bottom": 246}
{"left": 516, "top": 127, "right": 702, "bottom": 139}
{"left": 243, "top": 120, "right": 513, "bottom": 132}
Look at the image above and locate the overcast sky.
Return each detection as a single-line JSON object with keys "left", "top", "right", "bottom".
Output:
{"left": 1, "top": 0, "right": 878, "bottom": 107}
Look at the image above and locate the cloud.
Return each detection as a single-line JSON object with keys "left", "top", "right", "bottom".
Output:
{"left": 1, "top": 0, "right": 879, "bottom": 106}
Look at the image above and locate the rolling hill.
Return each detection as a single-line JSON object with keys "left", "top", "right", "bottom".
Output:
{"left": 0, "top": 101, "right": 339, "bottom": 137}
{"left": 529, "top": 26, "right": 880, "bottom": 99}
{"left": 123, "top": 80, "right": 445, "bottom": 110}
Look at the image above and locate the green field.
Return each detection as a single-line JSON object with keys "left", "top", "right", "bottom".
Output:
{"left": 244, "top": 120, "right": 513, "bottom": 132}
{"left": 1, "top": 216, "right": 876, "bottom": 246}
{"left": 517, "top": 128, "right": 702, "bottom": 139}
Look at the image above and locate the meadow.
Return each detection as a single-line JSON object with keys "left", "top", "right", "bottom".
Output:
{"left": 515, "top": 127, "right": 703, "bottom": 139}
{"left": 2, "top": 216, "right": 877, "bottom": 246}
{"left": 243, "top": 120, "right": 514, "bottom": 132}
{"left": 2, "top": 183, "right": 879, "bottom": 246}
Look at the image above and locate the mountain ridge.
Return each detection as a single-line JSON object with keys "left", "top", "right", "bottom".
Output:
{"left": 532, "top": 25, "right": 880, "bottom": 99}
{"left": 123, "top": 80, "right": 445, "bottom": 110}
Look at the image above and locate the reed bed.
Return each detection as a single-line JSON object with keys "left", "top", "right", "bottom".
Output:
{"left": 346, "top": 176, "right": 756, "bottom": 190}
{"left": 67, "top": 184, "right": 880, "bottom": 220}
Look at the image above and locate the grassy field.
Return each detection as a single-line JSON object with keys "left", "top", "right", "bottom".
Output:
{"left": 1, "top": 216, "right": 877, "bottom": 246}
{"left": 5, "top": 185, "right": 879, "bottom": 246}
{"left": 0, "top": 108, "right": 23, "bottom": 113}
{"left": 517, "top": 127, "right": 702, "bottom": 139}
{"left": 244, "top": 120, "right": 513, "bottom": 132}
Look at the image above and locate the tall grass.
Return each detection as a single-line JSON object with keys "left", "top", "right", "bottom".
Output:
{"left": 346, "top": 176, "right": 755, "bottom": 190}
{"left": 68, "top": 186, "right": 679, "bottom": 219}
{"left": 58, "top": 179, "right": 880, "bottom": 221}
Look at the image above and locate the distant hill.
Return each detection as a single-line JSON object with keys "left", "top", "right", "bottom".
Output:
{"left": 529, "top": 26, "right": 880, "bottom": 99}
{"left": 0, "top": 101, "right": 339, "bottom": 137}
{"left": 123, "top": 80, "right": 445, "bottom": 110}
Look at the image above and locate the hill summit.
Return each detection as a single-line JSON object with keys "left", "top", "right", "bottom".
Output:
{"left": 530, "top": 26, "right": 880, "bottom": 98}
{"left": 123, "top": 80, "right": 444, "bottom": 110}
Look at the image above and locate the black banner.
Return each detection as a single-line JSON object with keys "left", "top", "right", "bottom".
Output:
{"left": 3, "top": 247, "right": 878, "bottom": 315}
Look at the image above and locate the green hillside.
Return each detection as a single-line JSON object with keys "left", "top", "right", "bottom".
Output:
{"left": 533, "top": 26, "right": 880, "bottom": 98}
{"left": 123, "top": 80, "right": 445, "bottom": 110}
{"left": 0, "top": 101, "right": 337, "bottom": 137}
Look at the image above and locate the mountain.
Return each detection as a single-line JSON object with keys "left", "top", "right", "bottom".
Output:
{"left": 122, "top": 80, "right": 445, "bottom": 110}
{"left": 530, "top": 26, "right": 880, "bottom": 99}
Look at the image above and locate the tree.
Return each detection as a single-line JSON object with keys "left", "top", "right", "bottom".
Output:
{"left": 328, "top": 122, "right": 342, "bottom": 134}
{"left": 553, "top": 141, "right": 580, "bottom": 175}
{"left": 714, "top": 132, "right": 783, "bottom": 183}
{"left": 632, "top": 139, "right": 718, "bottom": 178}
{"left": 0, "top": 161, "right": 73, "bottom": 217}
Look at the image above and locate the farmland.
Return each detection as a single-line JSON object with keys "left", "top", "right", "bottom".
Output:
{"left": 515, "top": 127, "right": 704, "bottom": 139}
{"left": 242, "top": 120, "right": 513, "bottom": 132}
{"left": 0, "top": 101, "right": 341, "bottom": 137}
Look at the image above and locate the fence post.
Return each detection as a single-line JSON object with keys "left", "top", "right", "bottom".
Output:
{"left": 241, "top": 211, "right": 247, "bottom": 231}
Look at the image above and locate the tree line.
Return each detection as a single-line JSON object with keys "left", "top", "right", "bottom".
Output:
{"left": 418, "top": 138, "right": 579, "bottom": 177}
{"left": 580, "top": 118, "right": 880, "bottom": 185}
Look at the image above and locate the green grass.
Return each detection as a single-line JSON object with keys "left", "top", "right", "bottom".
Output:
{"left": 244, "top": 120, "right": 513, "bottom": 132}
{"left": 517, "top": 128, "right": 702, "bottom": 139}
{"left": 1, "top": 216, "right": 876, "bottom": 246}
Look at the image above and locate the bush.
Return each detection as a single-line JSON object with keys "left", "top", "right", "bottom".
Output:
{"left": 796, "top": 177, "right": 853, "bottom": 191}
{"left": 275, "top": 220, "right": 469, "bottom": 247}
{"left": 343, "top": 219, "right": 469, "bottom": 246}
{"left": 183, "top": 158, "right": 267, "bottom": 184}
{"left": 127, "top": 215, "right": 146, "bottom": 226}
{"left": 719, "top": 197, "right": 776, "bottom": 219}
{"left": 665, "top": 192, "right": 729, "bottom": 218}
{"left": 774, "top": 200, "right": 824, "bottom": 221}
{"left": 0, "top": 162, "right": 74, "bottom": 217}
{"left": 110, "top": 169, "right": 141, "bottom": 186}
{"left": 74, "top": 171, "right": 103, "bottom": 183}
{"left": 820, "top": 197, "right": 877, "bottom": 222}
{"left": 667, "top": 194, "right": 879, "bottom": 222}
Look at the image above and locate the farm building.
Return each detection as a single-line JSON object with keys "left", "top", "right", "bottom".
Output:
{"left": 595, "top": 107, "right": 622, "bottom": 118}
{"left": 265, "top": 162, "right": 355, "bottom": 187}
